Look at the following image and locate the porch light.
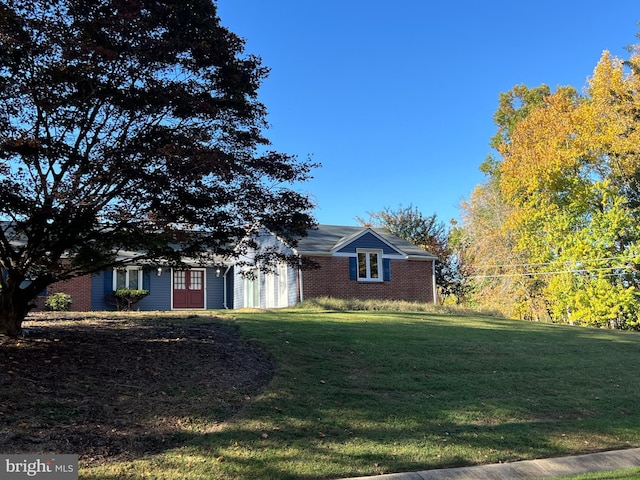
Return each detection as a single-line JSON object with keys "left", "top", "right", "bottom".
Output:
{"left": 216, "top": 267, "right": 221, "bottom": 277}
{"left": 156, "top": 267, "right": 163, "bottom": 276}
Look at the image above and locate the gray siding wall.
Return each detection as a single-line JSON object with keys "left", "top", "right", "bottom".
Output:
{"left": 233, "top": 267, "right": 297, "bottom": 309}
{"left": 233, "top": 273, "right": 244, "bottom": 309}
{"left": 233, "top": 228, "right": 297, "bottom": 309}
{"left": 287, "top": 264, "right": 298, "bottom": 306}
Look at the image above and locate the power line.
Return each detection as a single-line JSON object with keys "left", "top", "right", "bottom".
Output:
{"left": 468, "top": 264, "right": 637, "bottom": 280}
{"left": 466, "top": 255, "right": 639, "bottom": 274}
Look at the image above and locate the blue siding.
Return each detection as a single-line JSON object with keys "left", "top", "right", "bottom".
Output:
{"left": 142, "top": 270, "right": 151, "bottom": 290}
{"left": 104, "top": 270, "right": 113, "bottom": 295}
{"left": 91, "top": 272, "right": 110, "bottom": 310}
{"left": 91, "top": 267, "right": 228, "bottom": 311}
{"left": 137, "top": 270, "right": 172, "bottom": 310}
{"left": 206, "top": 269, "right": 225, "bottom": 309}
{"left": 91, "top": 269, "right": 171, "bottom": 311}
{"left": 337, "top": 232, "right": 402, "bottom": 255}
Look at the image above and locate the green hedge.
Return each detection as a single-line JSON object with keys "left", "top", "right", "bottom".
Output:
{"left": 112, "top": 289, "right": 149, "bottom": 311}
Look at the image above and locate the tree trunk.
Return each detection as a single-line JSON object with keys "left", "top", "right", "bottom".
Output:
{"left": 0, "top": 284, "right": 33, "bottom": 338}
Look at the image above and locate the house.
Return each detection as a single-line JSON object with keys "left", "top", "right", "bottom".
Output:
{"left": 42, "top": 225, "right": 438, "bottom": 311}
{"left": 291, "top": 225, "right": 438, "bottom": 305}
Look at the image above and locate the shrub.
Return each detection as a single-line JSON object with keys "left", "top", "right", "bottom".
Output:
{"left": 45, "top": 292, "right": 73, "bottom": 311}
{"left": 112, "top": 289, "right": 149, "bottom": 311}
{"left": 296, "top": 296, "right": 504, "bottom": 317}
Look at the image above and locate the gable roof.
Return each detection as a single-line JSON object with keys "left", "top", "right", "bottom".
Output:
{"left": 295, "top": 224, "right": 438, "bottom": 260}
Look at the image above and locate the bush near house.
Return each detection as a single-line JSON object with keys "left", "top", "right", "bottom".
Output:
{"left": 111, "top": 289, "right": 149, "bottom": 311}
{"left": 44, "top": 292, "right": 73, "bottom": 312}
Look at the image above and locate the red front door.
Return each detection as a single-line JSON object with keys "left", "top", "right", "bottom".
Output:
{"left": 173, "top": 270, "right": 205, "bottom": 309}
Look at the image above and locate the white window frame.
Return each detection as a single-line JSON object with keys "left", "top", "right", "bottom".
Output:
{"left": 113, "top": 266, "right": 143, "bottom": 290}
{"left": 357, "top": 249, "right": 383, "bottom": 282}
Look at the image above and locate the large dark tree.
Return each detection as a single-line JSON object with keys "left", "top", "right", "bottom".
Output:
{"left": 0, "top": 0, "right": 317, "bottom": 335}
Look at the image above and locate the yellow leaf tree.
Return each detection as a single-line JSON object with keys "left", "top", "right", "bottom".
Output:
{"left": 460, "top": 85, "right": 563, "bottom": 319}
{"left": 495, "top": 50, "right": 640, "bottom": 328}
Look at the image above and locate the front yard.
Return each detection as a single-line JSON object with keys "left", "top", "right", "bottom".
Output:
{"left": 2, "top": 308, "right": 639, "bottom": 479}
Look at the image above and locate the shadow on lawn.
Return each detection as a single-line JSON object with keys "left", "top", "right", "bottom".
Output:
{"left": 4, "top": 311, "right": 639, "bottom": 479}
{"left": 203, "top": 311, "right": 640, "bottom": 478}
{"left": 0, "top": 315, "right": 274, "bottom": 464}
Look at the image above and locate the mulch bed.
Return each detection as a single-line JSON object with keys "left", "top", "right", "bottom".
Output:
{"left": 0, "top": 314, "right": 274, "bottom": 465}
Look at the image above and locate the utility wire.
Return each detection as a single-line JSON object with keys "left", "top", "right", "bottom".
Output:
{"left": 466, "top": 255, "right": 639, "bottom": 274}
{"left": 468, "top": 264, "right": 636, "bottom": 280}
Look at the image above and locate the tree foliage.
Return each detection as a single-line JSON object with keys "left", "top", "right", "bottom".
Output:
{"left": 459, "top": 180, "right": 535, "bottom": 316}
{"left": 459, "top": 85, "right": 553, "bottom": 318}
{"left": 462, "top": 47, "right": 640, "bottom": 328}
{"left": 0, "top": 0, "right": 317, "bottom": 335}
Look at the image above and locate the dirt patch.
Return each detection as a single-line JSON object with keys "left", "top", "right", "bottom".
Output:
{"left": 0, "top": 313, "right": 274, "bottom": 465}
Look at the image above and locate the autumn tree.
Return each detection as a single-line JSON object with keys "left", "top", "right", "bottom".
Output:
{"left": 459, "top": 85, "right": 562, "bottom": 318}
{"left": 496, "top": 50, "right": 640, "bottom": 328}
{"left": 0, "top": 0, "right": 317, "bottom": 336}
{"left": 458, "top": 181, "right": 536, "bottom": 316}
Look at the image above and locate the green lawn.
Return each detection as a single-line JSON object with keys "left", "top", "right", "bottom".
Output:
{"left": 83, "top": 308, "right": 640, "bottom": 479}
{"left": 556, "top": 468, "right": 640, "bottom": 479}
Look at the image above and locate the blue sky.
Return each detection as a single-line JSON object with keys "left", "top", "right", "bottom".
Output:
{"left": 217, "top": 1, "right": 640, "bottom": 226}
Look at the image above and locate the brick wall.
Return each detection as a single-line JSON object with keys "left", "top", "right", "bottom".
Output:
{"left": 35, "top": 274, "right": 93, "bottom": 312}
{"left": 301, "top": 255, "right": 434, "bottom": 304}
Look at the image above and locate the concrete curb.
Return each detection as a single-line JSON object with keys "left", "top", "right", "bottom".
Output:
{"left": 339, "top": 448, "right": 640, "bottom": 480}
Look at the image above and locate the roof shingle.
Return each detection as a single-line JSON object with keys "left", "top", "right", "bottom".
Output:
{"left": 295, "top": 225, "right": 437, "bottom": 260}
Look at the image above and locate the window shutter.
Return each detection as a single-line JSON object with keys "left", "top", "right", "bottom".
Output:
{"left": 104, "top": 269, "right": 113, "bottom": 293}
{"left": 143, "top": 269, "right": 151, "bottom": 290}
{"left": 349, "top": 257, "right": 357, "bottom": 280}
{"left": 383, "top": 258, "right": 391, "bottom": 281}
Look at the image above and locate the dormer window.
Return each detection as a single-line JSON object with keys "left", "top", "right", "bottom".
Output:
{"left": 357, "top": 249, "right": 383, "bottom": 282}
